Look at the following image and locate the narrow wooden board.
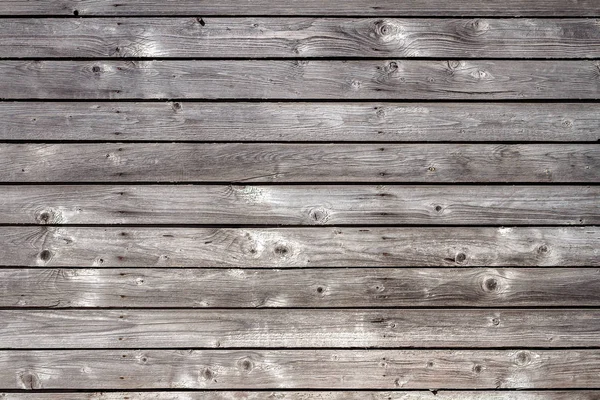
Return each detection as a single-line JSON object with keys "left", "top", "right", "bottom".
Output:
{"left": 1, "top": 60, "right": 599, "bottom": 99}
{"left": 3, "top": 392, "right": 600, "bottom": 400}
{"left": 2, "top": 227, "right": 597, "bottom": 267}
{"left": 3, "top": 268, "right": 599, "bottom": 308}
{"left": 6, "top": 267, "right": 600, "bottom": 308}
{"left": 2, "top": 185, "right": 597, "bottom": 226}
{"left": 1, "top": 309, "right": 598, "bottom": 348}
{"left": 1, "top": 349, "right": 600, "bottom": 389}
{"left": 0, "top": 0, "right": 597, "bottom": 16}
{"left": 3, "top": 144, "right": 598, "bottom": 183}
{"left": 3, "top": 102, "right": 598, "bottom": 142}
{"left": 3, "top": 18, "right": 600, "bottom": 58}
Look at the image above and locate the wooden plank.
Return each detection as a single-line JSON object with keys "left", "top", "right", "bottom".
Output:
{"left": 2, "top": 185, "right": 597, "bottom": 226}
{"left": 3, "top": 268, "right": 599, "bottom": 308}
{"left": 1, "top": 349, "right": 600, "bottom": 389}
{"left": 1, "top": 60, "right": 599, "bottom": 100}
{"left": 4, "top": 392, "right": 600, "bottom": 400}
{"left": 3, "top": 102, "right": 598, "bottom": 142}
{"left": 3, "top": 18, "right": 600, "bottom": 58}
{"left": 3, "top": 144, "right": 598, "bottom": 183}
{"left": 5, "top": 267, "right": 600, "bottom": 308}
{"left": 0, "top": 0, "right": 597, "bottom": 16}
{"left": 1, "top": 227, "right": 597, "bottom": 267}
{"left": 1, "top": 309, "right": 599, "bottom": 348}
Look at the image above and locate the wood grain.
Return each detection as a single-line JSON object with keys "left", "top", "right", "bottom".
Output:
{"left": 2, "top": 268, "right": 600, "bottom": 308}
{"left": 1, "top": 60, "right": 599, "bottom": 99}
{"left": 0, "top": 0, "right": 596, "bottom": 16}
{"left": 1, "top": 309, "right": 599, "bottom": 348}
{"left": 1, "top": 227, "right": 597, "bottom": 268}
{"left": 1, "top": 349, "right": 600, "bottom": 389}
{"left": 3, "top": 102, "right": 598, "bottom": 142}
{"left": 3, "top": 18, "right": 600, "bottom": 58}
{"left": 2, "top": 185, "right": 597, "bottom": 225}
{"left": 3, "top": 392, "right": 599, "bottom": 400}
{"left": 3, "top": 143, "right": 598, "bottom": 183}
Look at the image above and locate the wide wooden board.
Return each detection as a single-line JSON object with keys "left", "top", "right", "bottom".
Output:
{"left": 1, "top": 227, "right": 597, "bottom": 267}
{"left": 1, "top": 60, "right": 599, "bottom": 99}
{"left": 2, "top": 18, "right": 600, "bottom": 58}
{"left": 1, "top": 349, "right": 600, "bottom": 389}
{"left": 2, "top": 268, "right": 599, "bottom": 308}
{"left": 3, "top": 144, "right": 598, "bottom": 183}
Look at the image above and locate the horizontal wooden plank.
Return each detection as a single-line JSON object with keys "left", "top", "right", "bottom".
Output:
{"left": 3, "top": 102, "right": 598, "bottom": 142}
{"left": 3, "top": 268, "right": 599, "bottom": 308}
{"left": 1, "top": 309, "right": 598, "bottom": 348}
{"left": 0, "top": 0, "right": 597, "bottom": 16}
{"left": 1, "top": 60, "right": 599, "bottom": 99}
{"left": 3, "top": 144, "right": 598, "bottom": 183}
{"left": 2, "top": 349, "right": 600, "bottom": 389}
{"left": 2, "top": 227, "right": 597, "bottom": 267}
{"left": 2, "top": 185, "right": 598, "bottom": 225}
{"left": 4, "top": 392, "right": 600, "bottom": 400}
{"left": 3, "top": 18, "right": 600, "bottom": 58}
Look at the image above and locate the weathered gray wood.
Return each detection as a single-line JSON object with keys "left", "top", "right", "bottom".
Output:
{"left": 3, "top": 268, "right": 599, "bottom": 308}
{"left": 4, "top": 392, "right": 600, "bottom": 400}
{"left": 1, "top": 349, "right": 600, "bottom": 389}
{"left": 1, "top": 309, "right": 598, "bottom": 348}
{"left": 3, "top": 144, "right": 598, "bottom": 183}
{"left": 0, "top": 0, "right": 597, "bottom": 16}
{"left": 1, "top": 60, "right": 599, "bottom": 99}
{"left": 3, "top": 102, "right": 598, "bottom": 142}
{"left": 2, "top": 227, "right": 597, "bottom": 267}
{"left": 2, "top": 185, "right": 597, "bottom": 225}
{"left": 3, "top": 18, "right": 600, "bottom": 58}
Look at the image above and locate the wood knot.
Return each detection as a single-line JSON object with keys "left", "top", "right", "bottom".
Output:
{"left": 92, "top": 66, "right": 101, "bottom": 73}
{"left": 455, "top": 252, "right": 467, "bottom": 263}
{"left": 375, "top": 20, "right": 393, "bottom": 36}
{"left": 308, "top": 207, "right": 330, "bottom": 224}
{"left": 274, "top": 245, "right": 289, "bottom": 256}
{"left": 492, "top": 317, "right": 500, "bottom": 326}
{"left": 37, "top": 211, "right": 52, "bottom": 224}
{"left": 316, "top": 286, "right": 324, "bottom": 294}
{"left": 238, "top": 358, "right": 254, "bottom": 372}
{"left": 515, "top": 351, "right": 531, "bottom": 366}
{"left": 172, "top": 102, "right": 182, "bottom": 111}
{"left": 18, "top": 372, "right": 41, "bottom": 390}
{"left": 434, "top": 205, "right": 443, "bottom": 213}
{"left": 385, "top": 61, "right": 398, "bottom": 73}
{"left": 202, "top": 368, "right": 214, "bottom": 381}
{"left": 483, "top": 278, "right": 499, "bottom": 292}
{"left": 538, "top": 244, "right": 549, "bottom": 254}
{"left": 473, "top": 364, "right": 483, "bottom": 374}
{"left": 39, "top": 250, "right": 52, "bottom": 262}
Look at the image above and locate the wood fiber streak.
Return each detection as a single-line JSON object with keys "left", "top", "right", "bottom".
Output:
{"left": 2, "top": 102, "right": 598, "bottom": 142}
{"left": 3, "top": 144, "right": 598, "bottom": 183}
{"left": 1, "top": 350, "right": 600, "bottom": 389}
{"left": 0, "top": 0, "right": 597, "bottom": 16}
{"left": 2, "top": 18, "right": 600, "bottom": 58}
{"left": 1, "top": 185, "right": 598, "bottom": 225}
{"left": 2, "top": 268, "right": 599, "bottom": 308}
{"left": 1, "top": 60, "right": 599, "bottom": 99}
{"left": 2, "top": 392, "right": 600, "bottom": 400}
{"left": 1, "top": 227, "right": 597, "bottom": 267}
{"left": 1, "top": 309, "right": 599, "bottom": 348}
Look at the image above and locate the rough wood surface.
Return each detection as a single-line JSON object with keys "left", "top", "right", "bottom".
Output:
{"left": 3, "top": 392, "right": 600, "bottom": 400}
{"left": 2, "top": 185, "right": 597, "bottom": 225}
{"left": 0, "top": 0, "right": 596, "bottom": 16}
{"left": 1, "top": 349, "right": 600, "bottom": 389}
{"left": 2, "top": 268, "right": 599, "bottom": 308}
{"left": 3, "top": 102, "right": 598, "bottom": 142}
{"left": 3, "top": 18, "right": 600, "bottom": 58}
{"left": 1, "top": 60, "right": 599, "bottom": 100}
{"left": 3, "top": 144, "right": 598, "bottom": 183}
{"left": 1, "top": 227, "right": 597, "bottom": 268}
{"left": 1, "top": 309, "right": 598, "bottom": 348}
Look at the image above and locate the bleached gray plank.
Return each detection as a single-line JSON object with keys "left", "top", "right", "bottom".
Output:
{"left": 1, "top": 309, "right": 598, "bottom": 348}
{"left": 2, "top": 18, "right": 600, "bottom": 58}
{"left": 2, "top": 102, "right": 598, "bottom": 142}
{"left": 1, "top": 60, "right": 599, "bottom": 99}
{"left": 3, "top": 144, "right": 598, "bottom": 183}
{"left": 1, "top": 349, "right": 600, "bottom": 389}
{"left": 3, "top": 392, "right": 599, "bottom": 400}
{"left": 0, "top": 0, "right": 596, "bottom": 16}
{"left": 1, "top": 227, "right": 597, "bottom": 267}
{"left": 2, "top": 185, "right": 597, "bottom": 225}
{"left": 2, "top": 268, "right": 599, "bottom": 308}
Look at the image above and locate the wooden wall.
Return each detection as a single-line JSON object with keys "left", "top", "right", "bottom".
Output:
{"left": 0, "top": 0, "right": 599, "bottom": 398}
